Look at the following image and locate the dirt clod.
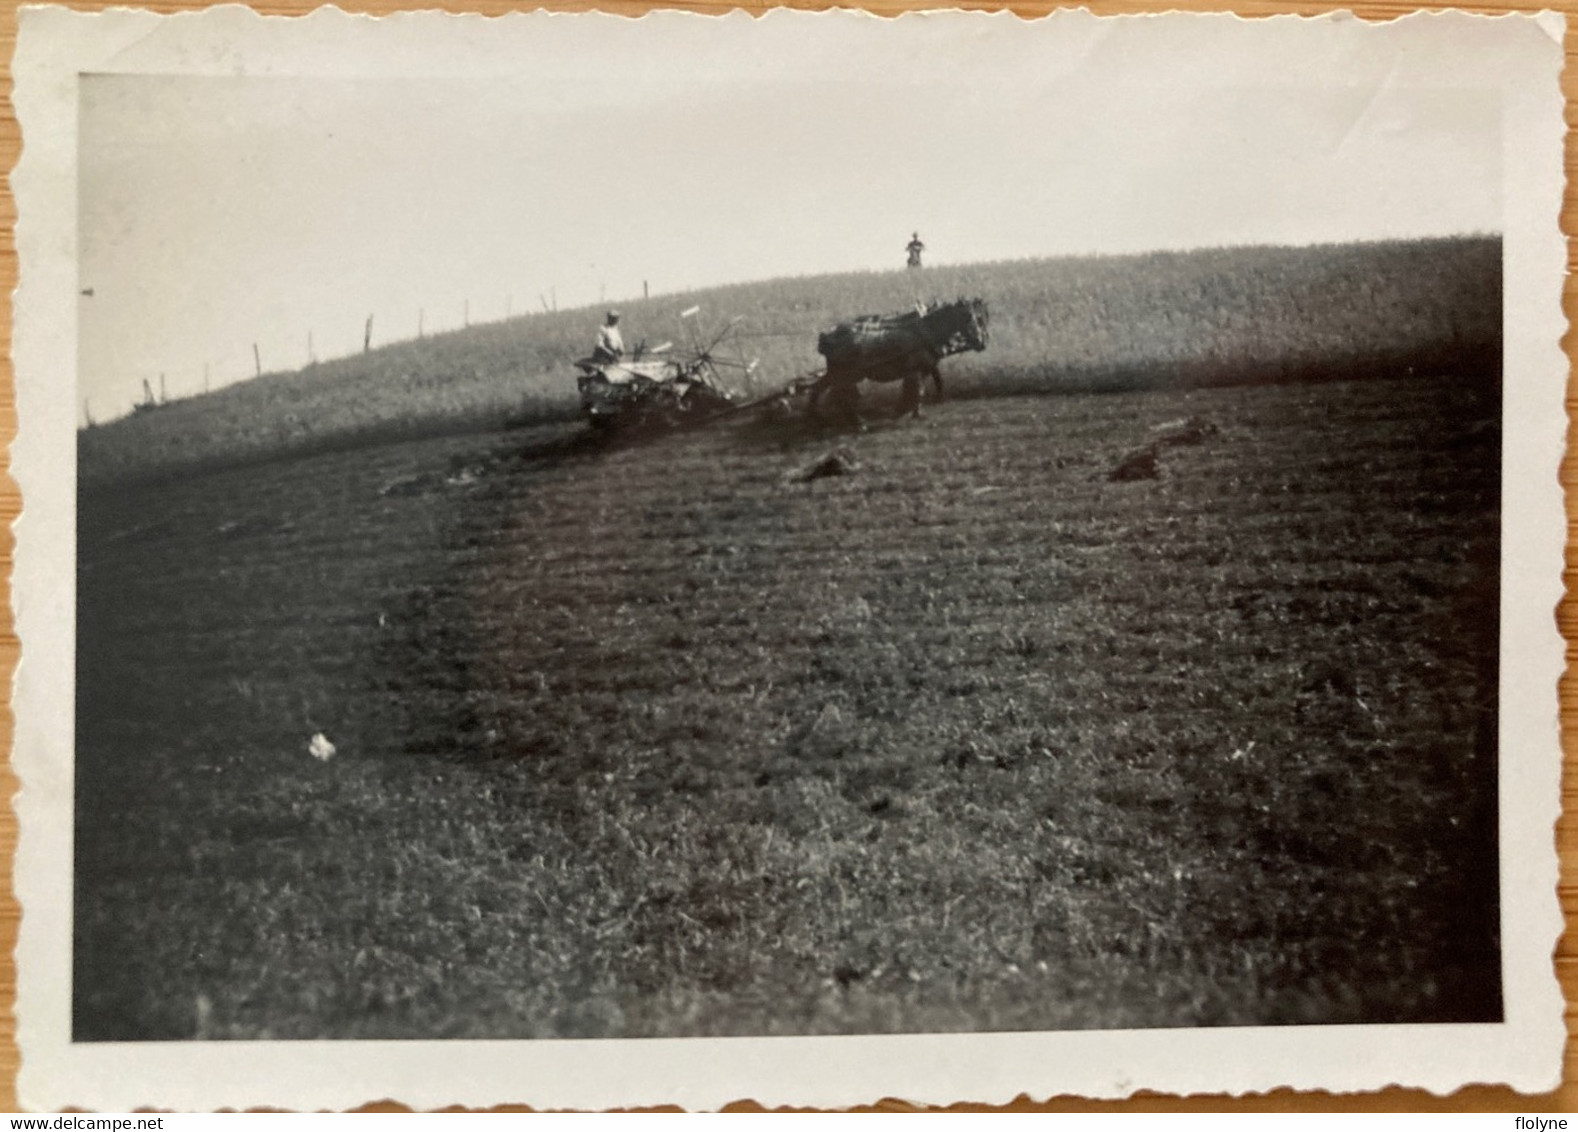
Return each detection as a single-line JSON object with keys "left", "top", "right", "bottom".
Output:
{"left": 1109, "top": 447, "right": 1160, "bottom": 482}
{"left": 1149, "top": 415, "right": 1219, "bottom": 447}
{"left": 796, "top": 447, "right": 859, "bottom": 482}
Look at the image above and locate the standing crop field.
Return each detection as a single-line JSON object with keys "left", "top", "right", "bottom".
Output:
{"left": 74, "top": 366, "right": 1499, "bottom": 1040}
{"left": 78, "top": 238, "right": 1497, "bottom": 485}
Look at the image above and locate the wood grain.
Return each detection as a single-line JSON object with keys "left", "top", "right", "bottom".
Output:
{"left": 0, "top": 0, "right": 1570, "bottom": 1112}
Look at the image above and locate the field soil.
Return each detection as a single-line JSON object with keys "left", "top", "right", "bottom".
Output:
{"left": 75, "top": 372, "right": 1500, "bottom": 1040}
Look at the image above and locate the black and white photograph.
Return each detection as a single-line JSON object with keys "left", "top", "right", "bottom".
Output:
{"left": 11, "top": 4, "right": 1567, "bottom": 1109}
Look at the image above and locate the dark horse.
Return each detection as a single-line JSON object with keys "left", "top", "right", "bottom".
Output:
{"left": 809, "top": 297, "right": 989, "bottom": 422}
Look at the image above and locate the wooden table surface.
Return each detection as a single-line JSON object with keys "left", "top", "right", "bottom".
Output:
{"left": 0, "top": 0, "right": 1570, "bottom": 1112}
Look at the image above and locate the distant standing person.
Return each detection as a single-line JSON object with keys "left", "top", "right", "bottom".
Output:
{"left": 906, "top": 232, "right": 926, "bottom": 269}
{"left": 592, "top": 310, "right": 624, "bottom": 363}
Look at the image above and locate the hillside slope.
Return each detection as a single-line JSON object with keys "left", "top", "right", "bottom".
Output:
{"left": 79, "top": 237, "right": 1499, "bottom": 485}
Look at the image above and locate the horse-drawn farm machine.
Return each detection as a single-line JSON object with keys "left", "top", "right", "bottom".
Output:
{"left": 574, "top": 307, "right": 755, "bottom": 431}
{"left": 573, "top": 297, "right": 989, "bottom": 432}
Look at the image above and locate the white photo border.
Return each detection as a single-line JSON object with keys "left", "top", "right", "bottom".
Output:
{"left": 11, "top": 4, "right": 1569, "bottom": 1110}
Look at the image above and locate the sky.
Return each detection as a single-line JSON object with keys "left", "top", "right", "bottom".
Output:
{"left": 77, "top": 12, "right": 1502, "bottom": 418}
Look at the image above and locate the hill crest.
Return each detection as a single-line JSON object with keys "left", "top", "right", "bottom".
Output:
{"left": 80, "top": 237, "right": 1500, "bottom": 486}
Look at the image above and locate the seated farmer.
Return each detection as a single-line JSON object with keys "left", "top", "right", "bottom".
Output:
{"left": 592, "top": 310, "right": 625, "bottom": 363}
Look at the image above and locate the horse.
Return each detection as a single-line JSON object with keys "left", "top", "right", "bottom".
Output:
{"left": 809, "top": 297, "right": 989, "bottom": 422}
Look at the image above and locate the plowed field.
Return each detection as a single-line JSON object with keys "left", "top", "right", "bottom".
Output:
{"left": 75, "top": 371, "right": 1500, "bottom": 1040}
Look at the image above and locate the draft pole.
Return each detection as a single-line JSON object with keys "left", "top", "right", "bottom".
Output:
{"left": 464, "top": 299, "right": 470, "bottom": 328}
{"left": 419, "top": 308, "right": 425, "bottom": 339}
{"left": 364, "top": 315, "right": 373, "bottom": 353}
{"left": 204, "top": 363, "right": 210, "bottom": 393}
{"left": 253, "top": 343, "right": 261, "bottom": 377}
{"left": 159, "top": 373, "right": 166, "bottom": 403}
